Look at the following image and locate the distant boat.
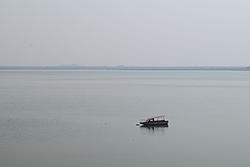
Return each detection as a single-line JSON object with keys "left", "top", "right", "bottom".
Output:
{"left": 139, "top": 115, "right": 168, "bottom": 127}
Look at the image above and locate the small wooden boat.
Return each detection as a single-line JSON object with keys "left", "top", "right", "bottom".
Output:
{"left": 139, "top": 115, "right": 168, "bottom": 127}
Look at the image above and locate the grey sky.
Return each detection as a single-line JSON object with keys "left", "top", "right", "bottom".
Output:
{"left": 0, "top": 0, "right": 249, "bottom": 66}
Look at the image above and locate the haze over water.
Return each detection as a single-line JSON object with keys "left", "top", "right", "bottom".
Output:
{"left": 1, "top": 70, "right": 250, "bottom": 167}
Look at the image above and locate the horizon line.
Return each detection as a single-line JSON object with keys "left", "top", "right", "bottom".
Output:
{"left": 0, "top": 65, "right": 250, "bottom": 71}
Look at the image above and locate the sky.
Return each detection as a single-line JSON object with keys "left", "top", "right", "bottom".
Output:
{"left": 0, "top": 0, "right": 249, "bottom": 66}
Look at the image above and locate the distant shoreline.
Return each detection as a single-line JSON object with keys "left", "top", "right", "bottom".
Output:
{"left": 0, "top": 66, "right": 250, "bottom": 71}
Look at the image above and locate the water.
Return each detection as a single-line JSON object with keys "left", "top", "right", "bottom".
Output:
{"left": 0, "top": 70, "right": 250, "bottom": 167}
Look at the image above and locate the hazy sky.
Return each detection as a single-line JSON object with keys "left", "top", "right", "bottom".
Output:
{"left": 0, "top": 0, "right": 249, "bottom": 66}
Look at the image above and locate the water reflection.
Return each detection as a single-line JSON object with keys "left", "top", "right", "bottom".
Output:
{"left": 139, "top": 126, "right": 168, "bottom": 135}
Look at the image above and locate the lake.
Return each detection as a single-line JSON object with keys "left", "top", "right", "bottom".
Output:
{"left": 0, "top": 70, "right": 250, "bottom": 167}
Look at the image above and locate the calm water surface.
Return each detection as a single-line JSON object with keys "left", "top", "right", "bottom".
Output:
{"left": 0, "top": 70, "right": 250, "bottom": 167}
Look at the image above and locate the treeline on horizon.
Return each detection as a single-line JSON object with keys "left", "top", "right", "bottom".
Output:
{"left": 0, "top": 66, "right": 250, "bottom": 71}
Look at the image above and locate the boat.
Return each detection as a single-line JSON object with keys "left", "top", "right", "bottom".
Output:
{"left": 139, "top": 115, "right": 168, "bottom": 127}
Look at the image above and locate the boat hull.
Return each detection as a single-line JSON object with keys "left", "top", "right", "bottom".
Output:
{"left": 140, "top": 120, "right": 168, "bottom": 127}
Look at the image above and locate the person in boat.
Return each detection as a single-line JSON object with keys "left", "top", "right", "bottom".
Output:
{"left": 149, "top": 118, "right": 154, "bottom": 122}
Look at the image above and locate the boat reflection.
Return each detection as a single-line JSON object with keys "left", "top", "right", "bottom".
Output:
{"left": 139, "top": 125, "right": 168, "bottom": 135}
